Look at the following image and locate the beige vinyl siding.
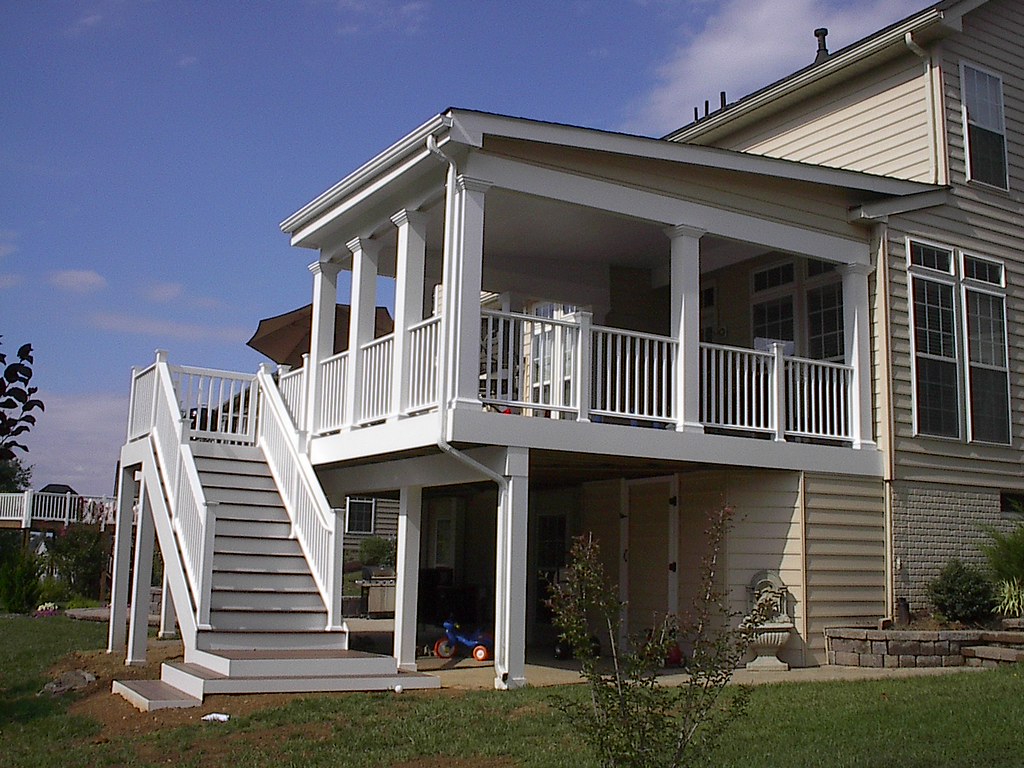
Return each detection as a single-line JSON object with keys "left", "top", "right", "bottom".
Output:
{"left": 803, "top": 474, "right": 886, "bottom": 664}
{"left": 942, "top": 0, "right": 1024, "bottom": 195}
{"left": 884, "top": 203, "right": 1024, "bottom": 488}
{"left": 580, "top": 479, "right": 623, "bottom": 582}
{"left": 708, "top": 58, "right": 933, "bottom": 182}
{"left": 341, "top": 497, "right": 399, "bottom": 561}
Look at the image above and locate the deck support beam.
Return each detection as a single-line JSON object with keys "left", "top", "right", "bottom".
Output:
{"left": 493, "top": 446, "right": 529, "bottom": 690}
{"left": 126, "top": 475, "right": 155, "bottom": 666}
{"left": 107, "top": 465, "right": 138, "bottom": 654}
{"left": 393, "top": 485, "right": 423, "bottom": 671}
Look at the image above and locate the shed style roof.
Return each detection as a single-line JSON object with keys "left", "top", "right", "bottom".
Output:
{"left": 663, "top": 0, "right": 990, "bottom": 143}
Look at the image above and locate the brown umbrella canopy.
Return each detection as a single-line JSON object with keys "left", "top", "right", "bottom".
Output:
{"left": 246, "top": 304, "right": 394, "bottom": 369}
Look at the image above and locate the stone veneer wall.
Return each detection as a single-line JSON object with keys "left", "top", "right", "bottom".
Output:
{"left": 824, "top": 627, "right": 977, "bottom": 668}
{"left": 890, "top": 483, "right": 1014, "bottom": 611}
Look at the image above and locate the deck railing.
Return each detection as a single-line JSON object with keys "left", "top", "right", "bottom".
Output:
{"left": 592, "top": 326, "right": 675, "bottom": 423}
{"left": 699, "top": 343, "right": 774, "bottom": 433}
{"left": 407, "top": 316, "right": 441, "bottom": 412}
{"left": 358, "top": 333, "right": 394, "bottom": 424}
{"left": 0, "top": 492, "right": 117, "bottom": 528}
{"left": 277, "top": 365, "right": 307, "bottom": 427}
{"left": 169, "top": 365, "right": 258, "bottom": 443}
{"left": 317, "top": 351, "right": 348, "bottom": 433}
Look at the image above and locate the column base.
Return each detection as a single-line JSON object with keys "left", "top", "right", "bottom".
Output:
{"left": 494, "top": 675, "right": 527, "bottom": 690}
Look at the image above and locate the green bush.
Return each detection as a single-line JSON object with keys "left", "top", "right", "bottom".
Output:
{"left": 359, "top": 536, "right": 396, "bottom": 568}
{"left": 981, "top": 523, "right": 1024, "bottom": 583}
{"left": 47, "top": 526, "right": 107, "bottom": 599}
{"left": 39, "top": 575, "right": 73, "bottom": 605}
{"left": 0, "top": 546, "right": 42, "bottom": 613}
{"left": 996, "top": 578, "right": 1024, "bottom": 618}
{"left": 927, "top": 559, "right": 995, "bottom": 624}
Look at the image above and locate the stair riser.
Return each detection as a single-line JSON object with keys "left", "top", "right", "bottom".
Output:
{"left": 197, "top": 631, "right": 349, "bottom": 651}
{"left": 206, "top": 487, "right": 284, "bottom": 505}
{"left": 217, "top": 519, "right": 291, "bottom": 538}
{"left": 199, "top": 471, "right": 277, "bottom": 491}
{"left": 160, "top": 664, "right": 208, "bottom": 699}
{"left": 212, "top": 571, "right": 316, "bottom": 590}
{"left": 211, "top": 609, "right": 329, "bottom": 631}
{"left": 215, "top": 535, "right": 301, "bottom": 556}
{"left": 202, "top": 674, "right": 438, "bottom": 695}
{"left": 211, "top": 590, "right": 325, "bottom": 612}
{"left": 213, "top": 552, "right": 308, "bottom": 572}
{"left": 186, "top": 650, "right": 397, "bottom": 678}
{"left": 212, "top": 504, "right": 289, "bottom": 523}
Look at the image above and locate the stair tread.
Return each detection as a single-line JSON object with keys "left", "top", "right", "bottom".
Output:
{"left": 112, "top": 679, "right": 202, "bottom": 710}
{"left": 213, "top": 606, "right": 327, "bottom": 614}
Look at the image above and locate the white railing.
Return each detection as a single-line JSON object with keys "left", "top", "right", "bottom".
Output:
{"left": 317, "top": 351, "right": 348, "bottom": 434}
{"left": 128, "top": 363, "right": 158, "bottom": 441}
{"left": 169, "top": 365, "right": 257, "bottom": 443}
{"left": 0, "top": 492, "right": 116, "bottom": 527}
{"left": 359, "top": 334, "right": 394, "bottom": 424}
{"left": 700, "top": 343, "right": 775, "bottom": 433}
{"left": 480, "top": 310, "right": 580, "bottom": 414}
{"left": 256, "top": 368, "right": 343, "bottom": 629}
{"left": 407, "top": 316, "right": 441, "bottom": 412}
{"left": 278, "top": 365, "right": 307, "bottom": 427}
{"left": 784, "top": 357, "right": 852, "bottom": 440}
{"left": 592, "top": 326, "right": 675, "bottom": 423}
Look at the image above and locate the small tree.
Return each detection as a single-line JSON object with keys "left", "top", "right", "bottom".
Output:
{"left": 548, "top": 505, "right": 768, "bottom": 768}
{"left": 47, "top": 525, "right": 108, "bottom": 599}
{"left": 0, "top": 456, "right": 32, "bottom": 493}
{"left": 0, "top": 338, "right": 45, "bottom": 462}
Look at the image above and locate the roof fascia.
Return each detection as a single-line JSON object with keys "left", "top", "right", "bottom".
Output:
{"left": 448, "top": 109, "right": 934, "bottom": 198}
{"left": 848, "top": 188, "right": 952, "bottom": 222}
{"left": 280, "top": 113, "right": 449, "bottom": 235}
{"left": 664, "top": 4, "right": 973, "bottom": 143}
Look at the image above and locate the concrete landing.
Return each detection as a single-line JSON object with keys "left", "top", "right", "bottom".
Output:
{"left": 112, "top": 679, "right": 201, "bottom": 712}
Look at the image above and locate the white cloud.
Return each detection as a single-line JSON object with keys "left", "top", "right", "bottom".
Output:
{"left": 0, "top": 274, "right": 22, "bottom": 289}
{"left": 48, "top": 269, "right": 108, "bottom": 293}
{"left": 145, "top": 281, "right": 184, "bottom": 303}
{"left": 0, "top": 229, "right": 18, "bottom": 259}
{"left": 19, "top": 391, "right": 128, "bottom": 496}
{"left": 177, "top": 55, "right": 198, "bottom": 67}
{"left": 90, "top": 311, "right": 249, "bottom": 343}
{"left": 333, "top": 0, "right": 428, "bottom": 35}
{"left": 66, "top": 12, "right": 103, "bottom": 38}
{"left": 625, "top": 0, "right": 926, "bottom": 136}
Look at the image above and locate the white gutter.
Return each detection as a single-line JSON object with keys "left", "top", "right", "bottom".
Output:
{"left": 903, "top": 32, "right": 942, "bottom": 185}
{"left": 425, "top": 132, "right": 508, "bottom": 492}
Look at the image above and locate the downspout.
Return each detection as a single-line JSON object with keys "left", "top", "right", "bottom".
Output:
{"left": 425, "top": 131, "right": 508, "bottom": 493}
{"left": 904, "top": 32, "right": 941, "bottom": 184}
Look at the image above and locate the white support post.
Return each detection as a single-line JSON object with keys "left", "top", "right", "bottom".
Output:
{"left": 20, "top": 490, "right": 31, "bottom": 528}
{"left": 839, "top": 263, "right": 876, "bottom": 449}
{"left": 449, "top": 176, "right": 491, "bottom": 410}
{"left": 345, "top": 237, "right": 381, "bottom": 427}
{"left": 393, "top": 485, "right": 423, "bottom": 671}
{"left": 390, "top": 210, "right": 428, "bottom": 420}
{"left": 126, "top": 476, "right": 155, "bottom": 666}
{"left": 158, "top": 571, "right": 177, "bottom": 639}
{"left": 494, "top": 446, "right": 529, "bottom": 690}
{"left": 107, "top": 466, "right": 137, "bottom": 653}
{"left": 307, "top": 259, "right": 342, "bottom": 438}
{"left": 576, "top": 311, "right": 593, "bottom": 422}
{"left": 64, "top": 491, "right": 73, "bottom": 527}
{"left": 666, "top": 225, "right": 705, "bottom": 432}
{"left": 772, "top": 342, "right": 787, "bottom": 442}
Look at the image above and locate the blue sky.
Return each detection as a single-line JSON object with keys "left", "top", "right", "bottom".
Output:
{"left": 1, "top": 0, "right": 924, "bottom": 494}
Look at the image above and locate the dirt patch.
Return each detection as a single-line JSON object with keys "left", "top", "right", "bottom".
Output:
{"left": 391, "top": 759, "right": 516, "bottom": 768}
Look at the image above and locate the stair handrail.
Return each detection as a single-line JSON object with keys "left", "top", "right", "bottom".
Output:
{"left": 254, "top": 365, "right": 344, "bottom": 630}
{"left": 150, "top": 356, "right": 217, "bottom": 629}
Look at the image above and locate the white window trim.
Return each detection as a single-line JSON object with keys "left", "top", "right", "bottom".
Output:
{"left": 345, "top": 497, "right": 376, "bottom": 535}
{"left": 750, "top": 258, "right": 843, "bottom": 359}
{"left": 906, "top": 237, "right": 1010, "bottom": 444}
{"left": 959, "top": 60, "right": 1009, "bottom": 191}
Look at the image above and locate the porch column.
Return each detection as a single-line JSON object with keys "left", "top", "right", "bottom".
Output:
{"left": 839, "top": 263, "right": 875, "bottom": 449}
{"left": 390, "top": 210, "right": 428, "bottom": 420}
{"left": 107, "top": 465, "right": 137, "bottom": 653}
{"left": 126, "top": 475, "right": 155, "bottom": 666}
{"left": 494, "top": 446, "right": 529, "bottom": 690}
{"left": 393, "top": 485, "right": 423, "bottom": 671}
{"left": 666, "top": 225, "right": 705, "bottom": 432}
{"left": 345, "top": 237, "right": 381, "bottom": 426}
{"left": 448, "top": 176, "right": 491, "bottom": 410}
{"left": 307, "top": 259, "right": 342, "bottom": 437}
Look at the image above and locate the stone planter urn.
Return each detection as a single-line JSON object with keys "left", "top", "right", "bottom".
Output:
{"left": 745, "top": 571, "right": 794, "bottom": 671}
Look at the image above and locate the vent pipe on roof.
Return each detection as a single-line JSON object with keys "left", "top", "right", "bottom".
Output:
{"left": 814, "top": 27, "right": 830, "bottom": 64}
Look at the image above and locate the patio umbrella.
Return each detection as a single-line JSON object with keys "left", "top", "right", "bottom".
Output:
{"left": 246, "top": 303, "right": 394, "bottom": 369}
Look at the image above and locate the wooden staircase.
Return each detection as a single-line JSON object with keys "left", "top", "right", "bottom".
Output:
{"left": 113, "top": 442, "right": 438, "bottom": 711}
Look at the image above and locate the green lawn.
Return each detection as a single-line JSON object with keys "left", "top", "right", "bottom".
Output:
{"left": 2, "top": 614, "right": 1023, "bottom": 767}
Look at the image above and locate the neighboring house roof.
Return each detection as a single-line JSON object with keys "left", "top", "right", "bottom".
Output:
{"left": 39, "top": 483, "right": 78, "bottom": 495}
{"left": 280, "top": 107, "right": 939, "bottom": 245}
{"left": 664, "top": 0, "right": 990, "bottom": 143}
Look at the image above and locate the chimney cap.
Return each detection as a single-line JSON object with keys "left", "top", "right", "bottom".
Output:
{"left": 814, "top": 27, "right": 830, "bottom": 64}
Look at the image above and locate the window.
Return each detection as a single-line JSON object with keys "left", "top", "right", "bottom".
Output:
{"left": 345, "top": 498, "right": 375, "bottom": 534}
{"left": 908, "top": 240, "right": 1009, "bottom": 443}
{"left": 807, "top": 282, "right": 844, "bottom": 361}
{"left": 752, "top": 262, "right": 795, "bottom": 345}
{"left": 961, "top": 63, "right": 1008, "bottom": 189}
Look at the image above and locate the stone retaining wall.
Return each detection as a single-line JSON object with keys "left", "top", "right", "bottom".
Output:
{"left": 824, "top": 628, "right": 979, "bottom": 668}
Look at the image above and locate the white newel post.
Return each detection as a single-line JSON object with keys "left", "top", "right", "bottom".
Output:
{"left": 667, "top": 225, "right": 705, "bottom": 432}
{"left": 494, "top": 446, "right": 529, "bottom": 690}
{"left": 107, "top": 466, "right": 138, "bottom": 653}
{"left": 840, "top": 263, "right": 875, "bottom": 448}
{"left": 393, "top": 485, "right": 423, "bottom": 671}
{"left": 576, "top": 311, "right": 593, "bottom": 422}
{"left": 127, "top": 476, "right": 155, "bottom": 666}
{"left": 20, "top": 490, "right": 31, "bottom": 528}
{"left": 391, "top": 210, "right": 428, "bottom": 420}
{"left": 772, "top": 342, "right": 787, "bottom": 441}
{"left": 307, "top": 259, "right": 341, "bottom": 438}
{"left": 345, "top": 237, "right": 381, "bottom": 426}
{"left": 449, "top": 176, "right": 491, "bottom": 410}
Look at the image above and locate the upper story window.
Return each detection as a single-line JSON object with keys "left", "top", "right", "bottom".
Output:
{"left": 345, "top": 497, "right": 375, "bottom": 534}
{"left": 908, "top": 240, "right": 1009, "bottom": 444}
{"left": 961, "top": 63, "right": 1009, "bottom": 190}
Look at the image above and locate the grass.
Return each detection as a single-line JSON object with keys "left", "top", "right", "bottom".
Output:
{"left": 2, "top": 614, "right": 1023, "bottom": 767}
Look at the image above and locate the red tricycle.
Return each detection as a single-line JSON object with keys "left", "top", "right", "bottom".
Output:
{"left": 433, "top": 618, "right": 493, "bottom": 661}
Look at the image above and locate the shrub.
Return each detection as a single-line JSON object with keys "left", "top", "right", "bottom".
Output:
{"left": 47, "top": 525, "right": 107, "bottom": 599}
{"left": 359, "top": 536, "right": 396, "bottom": 568}
{"left": 981, "top": 523, "right": 1024, "bottom": 583}
{"left": 0, "top": 545, "right": 42, "bottom": 613}
{"left": 996, "top": 578, "right": 1024, "bottom": 618}
{"left": 927, "top": 559, "right": 995, "bottom": 624}
{"left": 39, "top": 575, "right": 73, "bottom": 605}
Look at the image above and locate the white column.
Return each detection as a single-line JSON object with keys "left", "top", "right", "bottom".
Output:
{"left": 449, "top": 176, "right": 491, "bottom": 410}
{"left": 126, "top": 476, "right": 155, "bottom": 666}
{"left": 493, "top": 446, "right": 529, "bottom": 690}
{"left": 345, "top": 237, "right": 381, "bottom": 426}
{"left": 666, "top": 225, "right": 705, "bottom": 432}
{"left": 306, "top": 259, "right": 342, "bottom": 437}
{"left": 158, "top": 572, "right": 177, "bottom": 639}
{"left": 390, "top": 210, "right": 428, "bottom": 420}
{"left": 393, "top": 485, "right": 423, "bottom": 671}
{"left": 840, "top": 263, "right": 876, "bottom": 448}
{"left": 107, "top": 465, "right": 137, "bottom": 653}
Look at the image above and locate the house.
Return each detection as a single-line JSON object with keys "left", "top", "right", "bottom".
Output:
{"left": 108, "top": 0, "right": 1023, "bottom": 708}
